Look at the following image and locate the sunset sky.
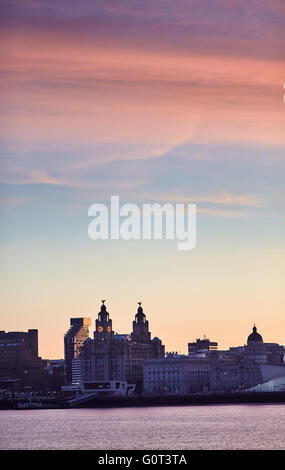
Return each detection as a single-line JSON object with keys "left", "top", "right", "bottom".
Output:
{"left": 0, "top": 0, "right": 284, "bottom": 358}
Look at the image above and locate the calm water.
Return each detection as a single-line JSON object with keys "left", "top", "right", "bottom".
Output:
{"left": 0, "top": 404, "right": 284, "bottom": 450}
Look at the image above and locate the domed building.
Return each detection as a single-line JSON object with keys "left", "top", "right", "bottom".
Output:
{"left": 247, "top": 324, "right": 263, "bottom": 343}
{"left": 245, "top": 325, "right": 267, "bottom": 364}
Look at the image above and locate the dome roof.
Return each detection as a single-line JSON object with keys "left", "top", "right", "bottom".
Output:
{"left": 247, "top": 325, "right": 263, "bottom": 343}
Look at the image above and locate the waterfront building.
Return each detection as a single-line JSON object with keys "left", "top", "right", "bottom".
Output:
{"left": 81, "top": 380, "right": 135, "bottom": 397}
{"left": 143, "top": 353, "right": 210, "bottom": 395}
{"left": 245, "top": 325, "right": 267, "bottom": 364}
{"left": 0, "top": 329, "right": 46, "bottom": 390}
{"left": 210, "top": 325, "right": 285, "bottom": 392}
{"left": 79, "top": 301, "right": 165, "bottom": 394}
{"left": 264, "top": 343, "right": 285, "bottom": 365}
{"left": 46, "top": 359, "right": 65, "bottom": 391}
{"left": 64, "top": 317, "right": 91, "bottom": 384}
{"left": 62, "top": 306, "right": 285, "bottom": 396}
{"left": 143, "top": 325, "right": 285, "bottom": 395}
{"left": 71, "top": 357, "right": 82, "bottom": 386}
{"left": 62, "top": 379, "right": 135, "bottom": 404}
{"left": 0, "top": 378, "right": 22, "bottom": 395}
{"left": 247, "top": 374, "right": 285, "bottom": 392}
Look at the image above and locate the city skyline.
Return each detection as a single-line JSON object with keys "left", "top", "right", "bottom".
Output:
{"left": 2, "top": 300, "right": 283, "bottom": 360}
{"left": 1, "top": 1, "right": 284, "bottom": 359}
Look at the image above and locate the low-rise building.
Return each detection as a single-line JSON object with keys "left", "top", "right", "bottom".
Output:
{"left": 81, "top": 380, "right": 135, "bottom": 396}
{"left": 143, "top": 353, "right": 210, "bottom": 395}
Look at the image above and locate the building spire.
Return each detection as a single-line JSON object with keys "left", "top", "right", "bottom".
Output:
{"left": 131, "top": 301, "right": 150, "bottom": 343}
{"left": 137, "top": 301, "right": 144, "bottom": 316}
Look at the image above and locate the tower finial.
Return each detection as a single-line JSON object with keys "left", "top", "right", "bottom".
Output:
{"left": 138, "top": 301, "right": 142, "bottom": 306}
{"left": 101, "top": 299, "right": 105, "bottom": 304}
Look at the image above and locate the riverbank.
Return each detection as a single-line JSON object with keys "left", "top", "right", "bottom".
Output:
{"left": 0, "top": 391, "right": 285, "bottom": 410}
{"left": 71, "top": 391, "right": 285, "bottom": 408}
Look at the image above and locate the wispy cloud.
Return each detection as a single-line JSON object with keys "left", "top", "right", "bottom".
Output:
{"left": 148, "top": 192, "right": 262, "bottom": 208}
{"left": 1, "top": 3, "right": 284, "bottom": 148}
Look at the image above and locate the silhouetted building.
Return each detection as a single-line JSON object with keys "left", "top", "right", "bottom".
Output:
{"left": 143, "top": 325, "right": 285, "bottom": 395}
{"left": 64, "top": 318, "right": 91, "bottom": 384}
{"left": 79, "top": 301, "right": 165, "bottom": 394}
{"left": 210, "top": 325, "right": 285, "bottom": 392}
{"left": 46, "top": 359, "right": 65, "bottom": 391}
{"left": 0, "top": 329, "right": 46, "bottom": 390}
{"left": 264, "top": 343, "right": 285, "bottom": 365}
{"left": 131, "top": 303, "right": 151, "bottom": 343}
{"left": 188, "top": 336, "right": 218, "bottom": 354}
{"left": 245, "top": 325, "right": 267, "bottom": 364}
{"left": 144, "top": 353, "right": 210, "bottom": 395}
{"left": 248, "top": 374, "right": 285, "bottom": 392}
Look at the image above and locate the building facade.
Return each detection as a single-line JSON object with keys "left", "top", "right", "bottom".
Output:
{"left": 143, "top": 353, "right": 211, "bottom": 395}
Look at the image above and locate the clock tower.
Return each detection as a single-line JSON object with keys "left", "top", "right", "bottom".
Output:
{"left": 131, "top": 302, "right": 151, "bottom": 343}
{"left": 95, "top": 300, "right": 113, "bottom": 341}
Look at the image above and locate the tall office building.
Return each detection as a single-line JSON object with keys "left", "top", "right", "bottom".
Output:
{"left": 64, "top": 317, "right": 91, "bottom": 384}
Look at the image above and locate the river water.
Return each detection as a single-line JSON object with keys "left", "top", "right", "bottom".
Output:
{"left": 0, "top": 404, "right": 284, "bottom": 450}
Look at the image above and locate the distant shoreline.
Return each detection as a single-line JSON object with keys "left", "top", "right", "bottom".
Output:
{"left": 0, "top": 391, "right": 285, "bottom": 410}
{"left": 70, "top": 391, "right": 285, "bottom": 408}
